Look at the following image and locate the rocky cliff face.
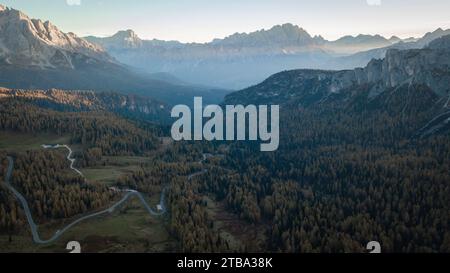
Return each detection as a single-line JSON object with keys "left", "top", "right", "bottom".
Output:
{"left": 0, "top": 6, "right": 112, "bottom": 69}
{"left": 331, "top": 35, "right": 450, "bottom": 94}
{"left": 86, "top": 29, "right": 144, "bottom": 50}
{"left": 361, "top": 45, "right": 450, "bottom": 97}
{"left": 224, "top": 36, "right": 450, "bottom": 138}
{"left": 226, "top": 35, "right": 450, "bottom": 105}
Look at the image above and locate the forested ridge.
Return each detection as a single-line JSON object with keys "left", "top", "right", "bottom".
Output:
{"left": 0, "top": 88, "right": 170, "bottom": 124}
{"left": 0, "top": 98, "right": 160, "bottom": 156}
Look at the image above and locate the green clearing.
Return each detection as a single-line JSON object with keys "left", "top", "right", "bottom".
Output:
{"left": 0, "top": 197, "right": 175, "bottom": 253}
{"left": 0, "top": 131, "right": 71, "bottom": 152}
{"left": 0, "top": 131, "right": 154, "bottom": 185}
{"left": 103, "top": 156, "right": 154, "bottom": 166}
{"left": 0, "top": 131, "right": 176, "bottom": 252}
{"left": 54, "top": 204, "right": 174, "bottom": 253}
{"left": 82, "top": 165, "right": 141, "bottom": 185}
{"left": 82, "top": 156, "right": 153, "bottom": 185}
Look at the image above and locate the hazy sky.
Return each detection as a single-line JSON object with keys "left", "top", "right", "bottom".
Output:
{"left": 1, "top": 0, "right": 450, "bottom": 42}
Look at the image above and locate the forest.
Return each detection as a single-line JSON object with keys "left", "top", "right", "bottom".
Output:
{"left": 168, "top": 82, "right": 450, "bottom": 252}
{"left": 0, "top": 83, "right": 449, "bottom": 252}
{"left": 0, "top": 98, "right": 160, "bottom": 156}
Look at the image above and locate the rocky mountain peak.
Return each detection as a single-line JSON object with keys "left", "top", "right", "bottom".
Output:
{"left": 212, "top": 23, "right": 319, "bottom": 47}
{"left": 389, "top": 36, "right": 402, "bottom": 43}
{"left": 0, "top": 6, "right": 31, "bottom": 21}
{"left": 277, "top": 23, "right": 309, "bottom": 35}
{"left": 113, "top": 29, "right": 138, "bottom": 39}
{"left": 0, "top": 5, "right": 111, "bottom": 68}
{"left": 110, "top": 29, "right": 143, "bottom": 48}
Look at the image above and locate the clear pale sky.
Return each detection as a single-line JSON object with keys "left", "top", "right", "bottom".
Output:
{"left": 1, "top": 0, "right": 450, "bottom": 42}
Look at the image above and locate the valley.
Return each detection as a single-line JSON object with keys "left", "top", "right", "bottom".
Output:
{"left": 0, "top": 130, "right": 254, "bottom": 252}
{"left": 0, "top": 2, "right": 449, "bottom": 254}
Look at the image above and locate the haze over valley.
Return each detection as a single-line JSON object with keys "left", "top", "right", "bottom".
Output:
{"left": 85, "top": 25, "right": 450, "bottom": 89}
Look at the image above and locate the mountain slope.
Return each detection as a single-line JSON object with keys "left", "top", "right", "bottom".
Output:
{"left": 0, "top": 5, "right": 111, "bottom": 68}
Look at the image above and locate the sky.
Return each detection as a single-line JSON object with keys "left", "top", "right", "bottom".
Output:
{"left": 1, "top": 0, "right": 450, "bottom": 43}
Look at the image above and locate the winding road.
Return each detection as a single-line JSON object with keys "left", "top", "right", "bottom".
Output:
{"left": 42, "top": 144, "right": 84, "bottom": 177}
{"left": 3, "top": 145, "right": 212, "bottom": 245}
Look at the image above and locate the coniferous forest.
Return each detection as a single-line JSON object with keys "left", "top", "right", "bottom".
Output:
{"left": 0, "top": 10, "right": 450, "bottom": 253}
{"left": 1, "top": 69, "right": 450, "bottom": 254}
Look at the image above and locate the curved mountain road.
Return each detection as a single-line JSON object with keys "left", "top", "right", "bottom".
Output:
{"left": 3, "top": 146, "right": 213, "bottom": 245}
{"left": 42, "top": 144, "right": 84, "bottom": 177}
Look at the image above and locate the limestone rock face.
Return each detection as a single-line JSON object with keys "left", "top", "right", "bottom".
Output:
{"left": 0, "top": 6, "right": 112, "bottom": 69}
{"left": 362, "top": 46, "right": 450, "bottom": 96}
{"left": 226, "top": 35, "right": 450, "bottom": 106}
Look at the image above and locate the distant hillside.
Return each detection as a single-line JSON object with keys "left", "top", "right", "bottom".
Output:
{"left": 0, "top": 91, "right": 162, "bottom": 156}
{"left": 0, "top": 87, "right": 172, "bottom": 124}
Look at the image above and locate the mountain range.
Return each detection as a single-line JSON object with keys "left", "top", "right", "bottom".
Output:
{"left": 0, "top": 5, "right": 229, "bottom": 106}
{"left": 85, "top": 24, "right": 450, "bottom": 89}
{"left": 2, "top": 4, "right": 450, "bottom": 105}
